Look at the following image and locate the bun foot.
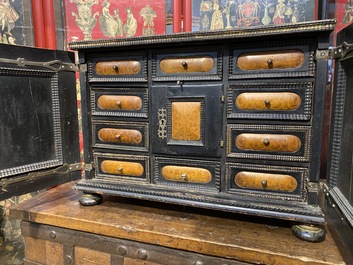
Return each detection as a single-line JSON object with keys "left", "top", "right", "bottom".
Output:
{"left": 291, "top": 224, "right": 326, "bottom": 242}
{"left": 79, "top": 193, "right": 103, "bottom": 206}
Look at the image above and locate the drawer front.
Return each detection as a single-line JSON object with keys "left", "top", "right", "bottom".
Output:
{"left": 152, "top": 47, "right": 222, "bottom": 81}
{"left": 88, "top": 52, "right": 147, "bottom": 82}
{"left": 230, "top": 41, "right": 315, "bottom": 79}
{"left": 91, "top": 87, "right": 148, "bottom": 118}
{"left": 227, "top": 82, "right": 313, "bottom": 120}
{"left": 234, "top": 171, "right": 298, "bottom": 192}
{"left": 93, "top": 121, "right": 149, "bottom": 152}
{"left": 94, "top": 153, "right": 149, "bottom": 182}
{"left": 227, "top": 124, "right": 311, "bottom": 162}
{"left": 153, "top": 157, "right": 221, "bottom": 192}
{"left": 226, "top": 163, "right": 307, "bottom": 200}
{"left": 237, "top": 50, "right": 304, "bottom": 71}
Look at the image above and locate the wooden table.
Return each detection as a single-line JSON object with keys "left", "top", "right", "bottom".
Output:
{"left": 9, "top": 182, "right": 345, "bottom": 265}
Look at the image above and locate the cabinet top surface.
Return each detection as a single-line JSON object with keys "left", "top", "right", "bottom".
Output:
{"left": 69, "top": 19, "right": 335, "bottom": 50}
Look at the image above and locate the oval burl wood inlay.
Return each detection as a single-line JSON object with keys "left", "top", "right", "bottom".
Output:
{"left": 101, "top": 160, "right": 144, "bottom": 176}
{"left": 160, "top": 56, "right": 214, "bottom": 74}
{"left": 235, "top": 133, "right": 301, "bottom": 153}
{"left": 95, "top": 60, "right": 141, "bottom": 75}
{"left": 237, "top": 50, "right": 305, "bottom": 71}
{"left": 235, "top": 171, "right": 297, "bottom": 192}
{"left": 161, "top": 166, "right": 212, "bottom": 184}
{"left": 97, "top": 95, "right": 142, "bottom": 110}
{"left": 98, "top": 128, "right": 142, "bottom": 145}
{"left": 236, "top": 92, "right": 301, "bottom": 111}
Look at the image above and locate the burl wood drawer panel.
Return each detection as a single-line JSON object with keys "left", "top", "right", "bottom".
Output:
{"left": 227, "top": 82, "right": 313, "bottom": 120}
{"left": 92, "top": 120, "right": 149, "bottom": 152}
{"left": 230, "top": 41, "right": 315, "bottom": 79}
{"left": 226, "top": 163, "right": 307, "bottom": 201}
{"left": 87, "top": 52, "right": 147, "bottom": 82}
{"left": 227, "top": 124, "right": 311, "bottom": 162}
{"left": 94, "top": 153, "right": 149, "bottom": 183}
{"left": 91, "top": 87, "right": 148, "bottom": 118}
{"left": 153, "top": 156, "right": 221, "bottom": 192}
{"left": 152, "top": 47, "right": 222, "bottom": 81}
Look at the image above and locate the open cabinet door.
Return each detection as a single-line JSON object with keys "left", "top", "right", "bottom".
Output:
{"left": 326, "top": 23, "right": 353, "bottom": 261}
{"left": 0, "top": 44, "right": 81, "bottom": 200}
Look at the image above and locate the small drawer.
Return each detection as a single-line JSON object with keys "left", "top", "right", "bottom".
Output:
{"left": 88, "top": 52, "right": 147, "bottom": 82}
{"left": 237, "top": 50, "right": 304, "bottom": 71}
{"left": 230, "top": 42, "right": 314, "bottom": 79}
{"left": 227, "top": 82, "right": 313, "bottom": 120}
{"left": 91, "top": 87, "right": 148, "bottom": 118}
{"left": 152, "top": 47, "right": 222, "bottom": 81}
{"left": 153, "top": 156, "right": 221, "bottom": 192}
{"left": 235, "top": 133, "right": 301, "bottom": 153}
{"left": 94, "top": 153, "right": 149, "bottom": 183}
{"left": 227, "top": 124, "right": 311, "bottom": 162}
{"left": 92, "top": 121, "right": 148, "bottom": 152}
{"left": 234, "top": 171, "right": 298, "bottom": 192}
{"left": 226, "top": 162, "right": 307, "bottom": 200}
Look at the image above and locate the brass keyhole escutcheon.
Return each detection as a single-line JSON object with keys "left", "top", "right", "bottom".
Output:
{"left": 263, "top": 139, "right": 270, "bottom": 146}
{"left": 113, "top": 65, "right": 119, "bottom": 72}
{"left": 181, "top": 173, "right": 188, "bottom": 181}
{"left": 261, "top": 179, "right": 268, "bottom": 188}
{"left": 181, "top": 61, "right": 188, "bottom": 69}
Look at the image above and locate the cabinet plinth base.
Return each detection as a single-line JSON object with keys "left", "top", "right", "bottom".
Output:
{"left": 79, "top": 193, "right": 103, "bottom": 206}
{"left": 291, "top": 224, "right": 326, "bottom": 242}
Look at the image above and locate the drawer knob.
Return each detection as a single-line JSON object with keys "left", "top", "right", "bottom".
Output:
{"left": 267, "top": 58, "right": 273, "bottom": 65}
{"left": 261, "top": 179, "right": 268, "bottom": 188}
{"left": 112, "top": 65, "right": 119, "bottom": 72}
{"left": 116, "top": 101, "right": 122, "bottom": 108}
{"left": 264, "top": 99, "right": 271, "bottom": 107}
{"left": 115, "top": 134, "right": 121, "bottom": 140}
{"left": 181, "top": 61, "right": 188, "bottom": 69}
{"left": 117, "top": 167, "right": 123, "bottom": 173}
{"left": 263, "top": 139, "right": 270, "bottom": 146}
{"left": 181, "top": 173, "right": 188, "bottom": 181}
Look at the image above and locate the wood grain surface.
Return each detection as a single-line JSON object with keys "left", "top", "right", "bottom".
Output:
{"left": 10, "top": 182, "right": 345, "bottom": 265}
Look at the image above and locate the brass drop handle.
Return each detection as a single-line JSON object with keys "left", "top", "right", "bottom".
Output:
{"left": 181, "top": 61, "right": 188, "bottom": 69}
{"left": 181, "top": 173, "right": 188, "bottom": 181}
{"left": 261, "top": 179, "right": 268, "bottom": 188}
{"left": 116, "top": 101, "right": 122, "bottom": 108}
{"left": 117, "top": 167, "right": 123, "bottom": 173}
{"left": 263, "top": 139, "right": 270, "bottom": 146}
{"left": 115, "top": 134, "right": 121, "bottom": 140}
{"left": 113, "top": 65, "right": 119, "bottom": 72}
{"left": 264, "top": 99, "right": 271, "bottom": 107}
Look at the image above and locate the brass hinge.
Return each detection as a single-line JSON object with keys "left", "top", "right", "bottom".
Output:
{"left": 220, "top": 95, "right": 225, "bottom": 103}
{"left": 316, "top": 42, "right": 353, "bottom": 60}
{"left": 307, "top": 182, "right": 320, "bottom": 192}
{"left": 0, "top": 163, "right": 92, "bottom": 191}
{"left": 79, "top": 63, "right": 87, "bottom": 72}
{"left": 0, "top": 57, "right": 79, "bottom": 72}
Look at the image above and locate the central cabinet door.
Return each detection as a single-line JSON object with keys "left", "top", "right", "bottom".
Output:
{"left": 151, "top": 84, "right": 223, "bottom": 157}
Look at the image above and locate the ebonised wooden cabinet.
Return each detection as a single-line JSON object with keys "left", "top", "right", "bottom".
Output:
{"left": 69, "top": 20, "right": 335, "bottom": 241}
{"left": 2, "top": 19, "right": 353, "bottom": 245}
